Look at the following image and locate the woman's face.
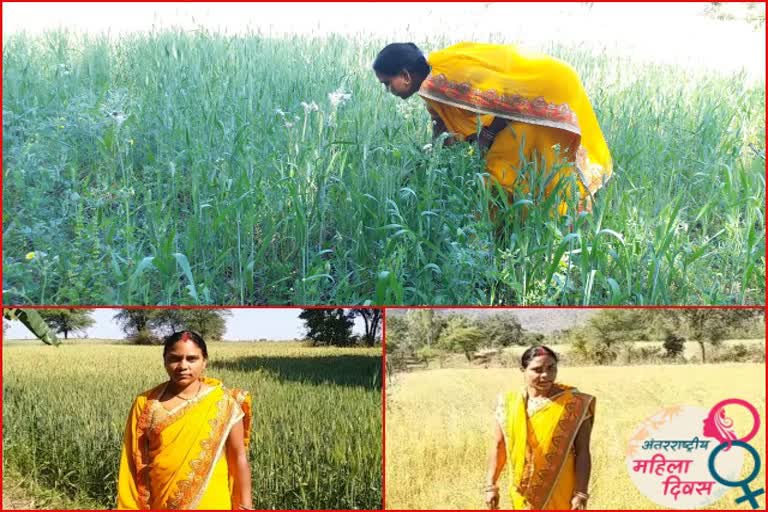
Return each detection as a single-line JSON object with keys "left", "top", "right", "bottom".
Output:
{"left": 164, "top": 340, "right": 207, "bottom": 387}
{"left": 522, "top": 355, "right": 558, "bottom": 393}
{"left": 376, "top": 70, "right": 417, "bottom": 99}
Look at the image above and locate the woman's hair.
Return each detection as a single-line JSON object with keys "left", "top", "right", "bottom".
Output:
{"left": 163, "top": 330, "right": 208, "bottom": 359}
{"left": 373, "top": 42, "right": 430, "bottom": 77}
{"left": 520, "top": 345, "right": 558, "bottom": 369}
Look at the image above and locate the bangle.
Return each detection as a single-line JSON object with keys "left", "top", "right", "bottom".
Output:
{"left": 573, "top": 491, "right": 589, "bottom": 500}
{"left": 480, "top": 128, "right": 498, "bottom": 140}
{"left": 484, "top": 484, "right": 499, "bottom": 492}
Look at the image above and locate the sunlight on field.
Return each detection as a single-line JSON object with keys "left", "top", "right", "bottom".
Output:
{"left": 385, "top": 364, "right": 765, "bottom": 510}
{"left": 3, "top": 343, "right": 382, "bottom": 509}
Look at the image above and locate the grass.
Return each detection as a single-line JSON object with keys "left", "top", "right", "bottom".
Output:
{"left": 2, "top": 30, "right": 764, "bottom": 305}
{"left": 385, "top": 364, "right": 765, "bottom": 509}
{"left": 2, "top": 342, "right": 382, "bottom": 510}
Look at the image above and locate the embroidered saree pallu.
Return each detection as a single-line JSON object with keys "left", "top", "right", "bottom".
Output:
{"left": 117, "top": 377, "right": 252, "bottom": 510}
{"left": 500, "top": 385, "right": 595, "bottom": 510}
{"left": 419, "top": 42, "right": 613, "bottom": 211}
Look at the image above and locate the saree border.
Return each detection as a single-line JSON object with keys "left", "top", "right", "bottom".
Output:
{"left": 419, "top": 74, "right": 581, "bottom": 136}
{"left": 167, "top": 392, "right": 234, "bottom": 509}
{"left": 188, "top": 388, "right": 249, "bottom": 509}
{"left": 539, "top": 391, "right": 593, "bottom": 509}
{"left": 134, "top": 385, "right": 165, "bottom": 510}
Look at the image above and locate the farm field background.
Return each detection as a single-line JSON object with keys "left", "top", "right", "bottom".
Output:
{"left": 398, "top": 339, "right": 767, "bottom": 369}
{"left": 2, "top": 29, "right": 765, "bottom": 305}
{"left": 385, "top": 364, "right": 766, "bottom": 510}
{"left": 2, "top": 342, "right": 382, "bottom": 510}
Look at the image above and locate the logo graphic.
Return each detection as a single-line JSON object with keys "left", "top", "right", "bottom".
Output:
{"left": 705, "top": 399, "right": 764, "bottom": 509}
{"left": 626, "top": 399, "right": 763, "bottom": 509}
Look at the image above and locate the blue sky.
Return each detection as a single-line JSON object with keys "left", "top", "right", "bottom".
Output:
{"left": 4, "top": 308, "right": 369, "bottom": 340}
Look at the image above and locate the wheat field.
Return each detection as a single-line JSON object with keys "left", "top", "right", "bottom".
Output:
{"left": 3, "top": 342, "right": 382, "bottom": 509}
{"left": 385, "top": 364, "right": 765, "bottom": 510}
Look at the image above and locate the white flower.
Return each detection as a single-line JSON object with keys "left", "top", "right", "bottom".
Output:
{"left": 328, "top": 87, "right": 352, "bottom": 108}
{"left": 108, "top": 111, "right": 127, "bottom": 126}
{"left": 275, "top": 108, "right": 287, "bottom": 117}
{"left": 284, "top": 122, "right": 294, "bottom": 128}
{"left": 422, "top": 143, "right": 433, "bottom": 152}
{"left": 301, "top": 101, "right": 319, "bottom": 113}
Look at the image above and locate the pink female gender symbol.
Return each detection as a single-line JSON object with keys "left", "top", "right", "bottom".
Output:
{"left": 702, "top": 398, "right": 761, "bottom": 449}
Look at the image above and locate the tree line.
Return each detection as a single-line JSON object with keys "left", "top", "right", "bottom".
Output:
{"left": 2, "top": 308, "right": 383, "bottom": 347}
{"left": 387, "top": 309, "right": 764, "bottom": 365}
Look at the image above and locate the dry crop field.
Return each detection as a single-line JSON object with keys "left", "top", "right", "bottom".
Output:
{"left": 385, "top": 364, "right": 765, "bottom": 509}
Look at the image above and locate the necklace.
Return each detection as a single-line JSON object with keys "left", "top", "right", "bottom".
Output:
{"left": 172, "top": 379, "right": 202, "bottom": 402}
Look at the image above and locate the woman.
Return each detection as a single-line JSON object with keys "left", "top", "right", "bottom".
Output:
{"left": 373, "top": 42, "right": 612, "bottom": 214}
{"left": 485, "top": 346, "right": 595, "bottom": 510}
{"left": 117, "top": 331, "right": 253, "bottom": 510}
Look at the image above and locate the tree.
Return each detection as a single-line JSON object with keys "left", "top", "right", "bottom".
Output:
{"left": 114, "top": 309, "right": 158, "bottom": 344}
{"left": 438, "top": 315, "right": 485, "bottom": 361}
{"left": 151, "top": 309, "right": 231, "bottom": 341}
{"left": 299, "top": 308, "right": 355, "bottom": 346}
{"left": 672, "top": 309, "right": 760, "bottom": 363}
{"left": 384, "top": 313, "right": 408, "bottom": 353}
{"left": 38, "top": 309, "right": 95, "bottom": 339}
{"left": 353, "top": 308, "right": 383, "bottom": 346}
{"left": 150, "top": 310, "right": 185, "bottom": 334}
{"left": 521, "top": 332, "right": 546, "bottom": 347}
{"left": 180, "top": 309, "right": 231, "bottom": 341}
{"left": 405, "top": 310, "right": 446, "bottom": 349}
{"left": 480, "top": 313, "right": 523, "bottom": 347}
{"left": 662, "top": 330, "right": 685, "bottom": 359}
{"left": 576, "top": 309, "right": 645, "bottom": 364}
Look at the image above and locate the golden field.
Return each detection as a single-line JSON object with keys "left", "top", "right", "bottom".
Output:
{"left": 385, "top": 363, "right": 765, "bottom": 510}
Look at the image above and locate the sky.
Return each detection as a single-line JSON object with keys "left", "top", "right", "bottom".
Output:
{"left": 4, "top": 308, "right": 369, "bottom": 340}
{"left": 2, "top": 2, "right": 764, "bottom": 80}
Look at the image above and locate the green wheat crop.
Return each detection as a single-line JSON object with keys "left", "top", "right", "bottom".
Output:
{"left": 2, "top": 342, "right": 382, "bottom": 509}
{"left": 2, "top": 31, "right": 764, "bottom": 305}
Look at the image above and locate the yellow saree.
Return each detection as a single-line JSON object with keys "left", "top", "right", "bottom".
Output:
{"left": 497, "top": 385, "right": 595, "bottom": 510}
{"left": 419, "top": 42, "right": 612, "bottom": 212}
{"left": 117, "top": 377, "right": 252, "bottom": 510}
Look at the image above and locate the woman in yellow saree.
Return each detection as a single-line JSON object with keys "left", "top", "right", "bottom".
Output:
{"left": 117, "top": 331, "right": 253, "bottom": 510}
{"left": 373, "top": 42, "right": 613, "bottom": 214}
{"left": 485, "top": 346, "right": 595, "bottom": 510}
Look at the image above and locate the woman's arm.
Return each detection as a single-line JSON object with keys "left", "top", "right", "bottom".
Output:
{"left": 485, "top": 422, "right": 507, "bottom": 509}
{"left": 117, "top": 398, "right": 142, "bottom": 510}
{"left": 571, "top": 416, "right": 594, "bottom": 510}
{"left": 466, "top": 117, "right": 508, "bottom": 151}
{"left": 226, "top": 419, "right": 253, "bottom": 510}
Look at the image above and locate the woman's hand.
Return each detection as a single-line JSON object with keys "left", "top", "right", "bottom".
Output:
{"left": 226, "top": 419, "right": 253, "bottom": 510}
{"left": 467, "top": 117, "right": 508, "bottom": 151}
{"left": 484, "top": 488, "right": 500, "bottom": 509}
{"left": 570, "top": 493, "right": 588, "bottom": 510}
